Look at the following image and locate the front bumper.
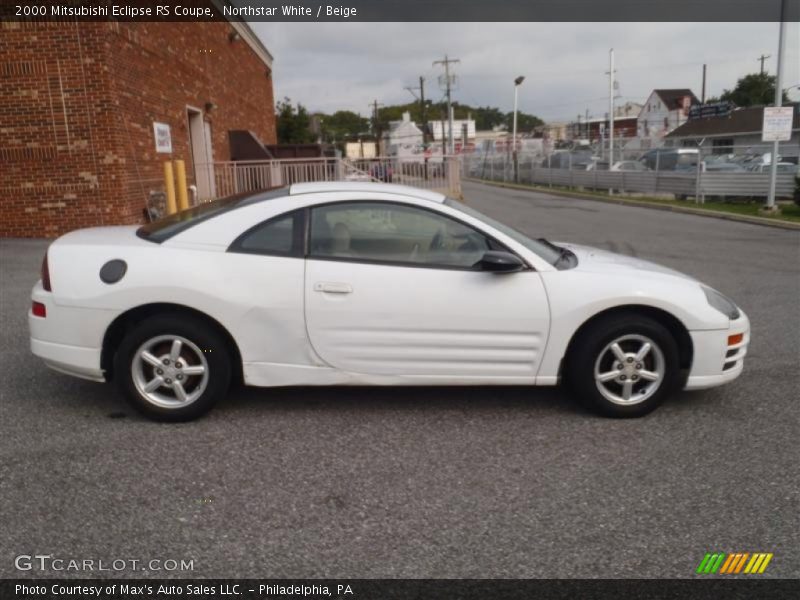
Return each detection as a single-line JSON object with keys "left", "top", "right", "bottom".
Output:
{"left": 684, "top": 309, "right": 750, "bottom": 390}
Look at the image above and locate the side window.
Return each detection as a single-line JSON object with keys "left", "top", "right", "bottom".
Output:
{"left": 229, "top": 209, "right": 303, "bottom": 257}
{"left": 309, "top": 202, "right": 493, "bottom": 269}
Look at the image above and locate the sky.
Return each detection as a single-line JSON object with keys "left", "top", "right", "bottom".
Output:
{"left": 251, "top": 22, "right": 800, "bottom": 122}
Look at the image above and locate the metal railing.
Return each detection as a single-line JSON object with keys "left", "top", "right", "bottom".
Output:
{"left": 198, "top": 156, "right": 462, "bottom": 202}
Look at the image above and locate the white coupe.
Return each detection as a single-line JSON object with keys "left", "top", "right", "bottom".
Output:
{"left": 29, "top": 182, "right": 749, "bottom": 421}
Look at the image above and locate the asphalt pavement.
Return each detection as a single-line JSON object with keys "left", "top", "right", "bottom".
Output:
{"left": 1, "top": 181, "right": 798, "bottom": 579}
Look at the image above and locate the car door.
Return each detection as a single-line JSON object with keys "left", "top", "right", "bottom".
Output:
{"left": 303, "top": 200, "right": 550, "bottom": 381}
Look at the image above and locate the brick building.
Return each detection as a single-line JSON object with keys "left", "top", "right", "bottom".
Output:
{"left": 1, "top": 17, "right": 276, "bottom": 237}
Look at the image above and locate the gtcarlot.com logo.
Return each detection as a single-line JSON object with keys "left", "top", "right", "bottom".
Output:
{"left": 696, "top": 552, "right": 773, "bottom": 575}
{"left": 15, "top": 554, "right": 194, "bottom": 572}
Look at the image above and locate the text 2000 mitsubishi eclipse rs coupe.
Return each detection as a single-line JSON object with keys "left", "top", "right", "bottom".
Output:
{"left": 29, "top": 182, "right": 749, "bottom": 421}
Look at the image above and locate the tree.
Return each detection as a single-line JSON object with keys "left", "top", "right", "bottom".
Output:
{"left": 472, "top": 106, "right": 506, "bottom": 130}
{"left": 506, "top": 111, "right": 544, "bottom": 133}
{"left": 719, "top": 73, "right": 790, "bottom": 107}
{"left": 275, "top": 98, "right": 314, "bottom": 144}
{"left": 322, "top": 110, "right": 370, "bottom": 141}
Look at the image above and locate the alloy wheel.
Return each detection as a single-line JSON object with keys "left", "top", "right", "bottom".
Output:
{"left": 131, "top": 335, "right": 209, "bottom": 409}
{"left": 593, "top": 334, "right": 665, "bottom": 405}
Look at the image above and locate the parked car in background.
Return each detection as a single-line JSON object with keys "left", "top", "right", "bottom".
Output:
{"left": 369, "top": 162, "right": 393, "bottom": 182}
{"left": 585, "top": 159, "right": 608, "bottom": 171}
{"left": 704, "top": 161, "right": 746, "bottom": 172}
{"left": 610, "top": 160, "right": 650, "bottom": 172}
{"left": 344, "top": 171, "right": 372, "bottom": 182}
{"left": 746, "top": 162, "right": 799, "bottom": 174}
{"left": 545, "top": 151, "right": 594, "bottom": 170}
{"left": 641, "top": 148, "right": 698, "bottom": 171}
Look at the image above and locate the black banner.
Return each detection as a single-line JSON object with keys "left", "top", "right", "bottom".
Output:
{"left": 3, "top": 579, "right": 800, "bottom": 600}
{"left": 0, "top": 0, "right": 797, "bottom": 22}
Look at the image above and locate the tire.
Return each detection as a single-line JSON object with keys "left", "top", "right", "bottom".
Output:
{"left": 566, "top": 314, "right": 681, "bottom": 418}
{"left": 114, "top": 313, "right": 232, "bottom": 421}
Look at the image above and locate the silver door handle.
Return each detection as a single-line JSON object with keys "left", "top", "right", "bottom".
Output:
{"left": 314, "top": 282, "right": 353, "bottom": 294}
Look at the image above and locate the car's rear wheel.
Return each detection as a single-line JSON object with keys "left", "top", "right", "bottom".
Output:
{"left": 567, "top": 315, "right": 681, "bottom": 417}
{"left": 114, "top": 314, "right": 231, "bottom": 421}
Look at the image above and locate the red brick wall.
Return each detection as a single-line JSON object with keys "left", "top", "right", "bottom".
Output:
{"left": 0, "top": 20, "right": 276, "bottom": 238}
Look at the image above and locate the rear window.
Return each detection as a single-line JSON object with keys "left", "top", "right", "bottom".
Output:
{"left": 137, "top": 187, "right": 289, "bottom": 243}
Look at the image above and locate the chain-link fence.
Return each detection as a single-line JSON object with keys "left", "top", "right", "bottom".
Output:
{"left": 463, "top": 140, "right": 799, "bottom": 201}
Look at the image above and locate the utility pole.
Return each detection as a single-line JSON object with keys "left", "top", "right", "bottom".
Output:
{"left": 701, "top": 64, "right": 707, "bottom": 104}
{"left": 585, "top": 108, "right": 589, "bottom": 140}
{"left": 766, "top": 0, "right": 787, "bottom": 212}
{"left": 433, "top": 54, "right": 460, "bottom": 154}
{"left": 419, "top": 76, "right": 427, "bottom": 146}
{"left": 405, "top": 76, "right": 428, "bottom": 148}
{"left": 440, "top": 110, "right": 447, "bottom": 157}
{"left": 512, "top": 75, "right": 525, "bottom": 183}
{"left": 757, "top": 53, "right": 771, "bottom": 75}
{"left": 405, "top": 77, "right": 428, "bottom": 145}
{"left": 606, "top": 48, "right": 615, "bottom": 166}
{"left": 370, "top": 99, "right": 383, "bottom": 155}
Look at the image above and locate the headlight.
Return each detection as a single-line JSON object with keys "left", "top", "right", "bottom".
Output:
{"left": 702, "top": 286, "right": 740, "bottom": 320}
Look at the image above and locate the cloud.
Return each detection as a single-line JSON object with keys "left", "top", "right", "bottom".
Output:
{"left": 252, "top": 21, "right": 799, "bottom": 121}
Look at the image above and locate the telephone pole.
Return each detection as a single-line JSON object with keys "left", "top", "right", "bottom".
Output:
{"left": 404, "top": 76, "right": 428, "bottom": 146}
{"left": 606, "top": 48, "right": 615, "bottom": 166}
{"left": 757, "top": 53, "right": 771, "bottom": 75}
{"left": 433, "top": 54, "right": 460, "bottom": 154}
{"left": 370, "top": 99, "right": 384, "bottom": 154}
{"left": 419, "top": 76, "right": 427, "bottom": 146}
{"left": 701, "top": 64, "right": 707, "bottom": 103}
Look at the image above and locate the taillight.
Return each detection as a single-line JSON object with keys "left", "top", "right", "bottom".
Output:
{"left": 41, "top": 252, "right": 51, "bottom": 291}
{"left": 32, "top": 301, "right": 46, "bottom": 318}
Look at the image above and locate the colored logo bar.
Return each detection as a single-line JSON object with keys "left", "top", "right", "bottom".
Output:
{"left": 696, "top": 552, "right": 773, "bottom": 574}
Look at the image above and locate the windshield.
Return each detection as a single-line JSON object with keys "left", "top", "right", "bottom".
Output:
{"left": 443, "top": 198, "right": 563, "bottom": 265}
{"left": 138, "top": 187, "right": 290, "bottom": 243}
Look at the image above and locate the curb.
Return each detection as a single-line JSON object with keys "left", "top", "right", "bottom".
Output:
{"left": 465, "top": 178, "right": 800, "bottom": 231}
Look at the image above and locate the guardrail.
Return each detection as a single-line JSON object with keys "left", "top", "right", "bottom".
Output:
{"left": 464, "top": 155, "right": 797, "bottom": 201}
{"left": 200, "top": 156, "right": 462, "bottom": 202}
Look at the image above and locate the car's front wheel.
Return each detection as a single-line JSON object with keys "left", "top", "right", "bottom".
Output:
{"left": 114, "top": 313, "right": 232, "bottom": 421}
{"left": 567, "top": 315, "right": 681, "bottom": 417}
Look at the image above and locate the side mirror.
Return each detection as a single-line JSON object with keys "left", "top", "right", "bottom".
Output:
{"left": 477, "top": 251, "right": 525, "bottom": 273}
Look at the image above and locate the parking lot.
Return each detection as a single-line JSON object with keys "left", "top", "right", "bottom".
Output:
{"left": 1, "top": 180, "right": 798, "bottom": 579}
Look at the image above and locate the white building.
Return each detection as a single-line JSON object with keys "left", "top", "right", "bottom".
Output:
{"left": 638, "top": 89, "right": 700, "bottom": 140}
{"left": 383, "top": 111, "right": 424, "bottom": 159}
{"left": 429, "top": 119, "right": 476, "bottom": 143}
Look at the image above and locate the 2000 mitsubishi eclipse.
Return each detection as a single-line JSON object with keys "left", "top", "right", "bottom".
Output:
{"left": 29, "top": 182, "right": 749, "bottom": 421}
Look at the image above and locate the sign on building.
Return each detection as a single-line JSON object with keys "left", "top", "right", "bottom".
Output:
{"left": 762, "top": 107, "right": 794, "bottom": 142}
{"left": 688, "top": 101, "right": 734, "bottom": 120}
{"left": 153, "top": 122, "right": 173, "bottom": 153}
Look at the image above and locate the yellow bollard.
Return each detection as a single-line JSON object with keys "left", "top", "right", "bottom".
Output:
{"left": 174, "top": 159, "right": 189, "bottom": 211}
{"left": 163, "top": 161, "right": 177, "bottom": 215}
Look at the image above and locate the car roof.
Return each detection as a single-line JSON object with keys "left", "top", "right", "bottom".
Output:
{"left": 289, "top": 181, "right": 446, "bottom": 203}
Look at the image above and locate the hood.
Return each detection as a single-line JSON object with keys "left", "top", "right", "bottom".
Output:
{"left": 558, "top": 242, "right": 696, "bottom": 281}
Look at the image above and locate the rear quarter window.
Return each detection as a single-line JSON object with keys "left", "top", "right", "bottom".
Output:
{"left": 138, "top": 188, "right": 289, "bottom": 243}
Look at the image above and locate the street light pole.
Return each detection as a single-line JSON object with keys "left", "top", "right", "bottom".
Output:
{"left": 766, "top": 0, "right": 787, "bottom": 212}
{"left": 513, "top": 75, "right": 524, "bottom": 183}
{"left": 608, "top": 48, "right": 615, "bottom": 168}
